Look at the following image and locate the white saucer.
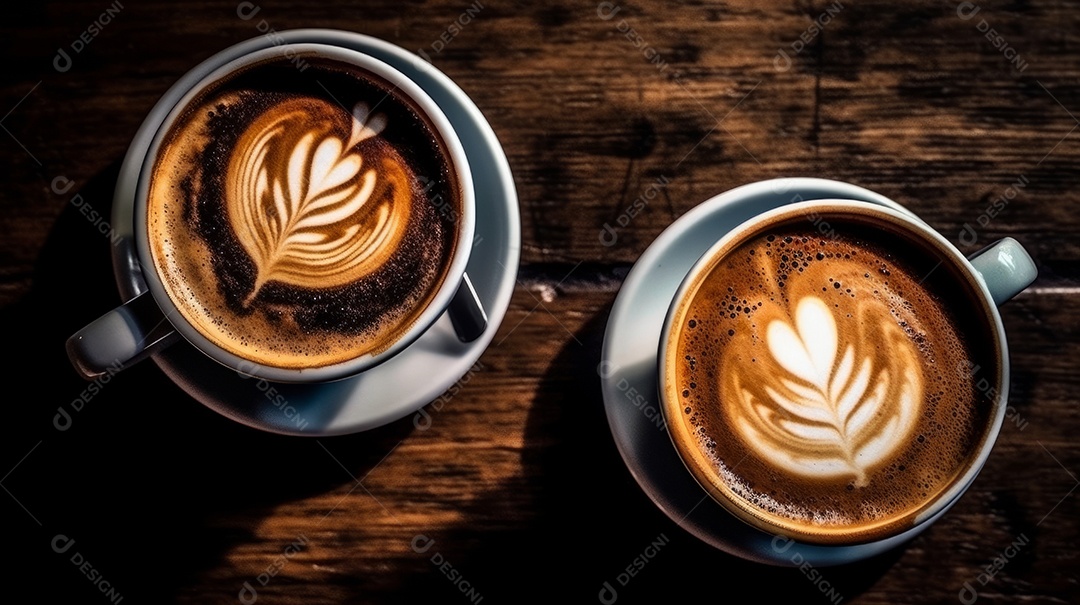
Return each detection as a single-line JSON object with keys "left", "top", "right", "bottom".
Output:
{"left": 109, "top": 30, "right": 520, "bottom": 436}
{"left": 599, "top": 178, "right": 958, "bottom": 565}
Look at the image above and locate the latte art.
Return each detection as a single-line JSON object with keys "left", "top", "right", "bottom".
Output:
{"left": 727, "top": 294, "right": 922, "bottom": 487}
{"left": 228, "top": 99, "right": 409, "bottom": 304}
{"left": 667, "top": 215, "right": 996, "bottom": 543}
{"left": 146, "top": 56, "right": 460, "bottom": 369}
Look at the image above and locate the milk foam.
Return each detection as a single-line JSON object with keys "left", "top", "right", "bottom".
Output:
{"left": 146, "top": 57, "right": 458, "bottom": 369}
{"left": 673, "top": 222, "right": 992, "bottom": 540}
{"left": 729, "top": 293, "right": 922, "bottom": 487}
{"left": 227, "top": 98, "right": 411, "bottom": 304}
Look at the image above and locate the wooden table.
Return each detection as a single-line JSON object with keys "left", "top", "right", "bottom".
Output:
{"left": 3, "top": 1, "right": 1077, "bottom": 603}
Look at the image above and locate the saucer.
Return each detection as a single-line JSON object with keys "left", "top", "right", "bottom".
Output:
{"left": 110, "top": 30, "right": 520, "bottom": 435}
{"left": 600, "top": 178, "right": 958, "bottom": 565}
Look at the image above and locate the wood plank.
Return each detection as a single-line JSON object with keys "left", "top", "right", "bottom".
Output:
{"left": 0, "top": 1, "right": 1077, "bottom": 603}
{"left": 3, "top": 286, "right": 1073, "bottom": 602}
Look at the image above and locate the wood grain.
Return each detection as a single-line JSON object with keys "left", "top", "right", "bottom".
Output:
{"left": 1, "top": 1, "right": 1077, "bottom": 603}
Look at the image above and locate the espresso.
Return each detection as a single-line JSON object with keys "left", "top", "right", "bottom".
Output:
{"left": 146, "top": 54, "right": 460, "bottom": 370}
{"left": 664, "top": 211, "right": 998, "bottom": 543}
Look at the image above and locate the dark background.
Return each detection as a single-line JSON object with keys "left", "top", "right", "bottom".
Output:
{"left": 2, "top": 1, "right": 1077, "bottom": 603}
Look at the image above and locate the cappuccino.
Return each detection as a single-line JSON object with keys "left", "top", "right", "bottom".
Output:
{"left": 664, "top": 209, "right": 998, "bottom": 544}
{"left": 146, "top": 54, "right": 460, "bottom": 370}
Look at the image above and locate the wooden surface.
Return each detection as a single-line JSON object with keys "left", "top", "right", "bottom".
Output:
{"left": 2, "top": 1, "right": 1078, "bottom": 603}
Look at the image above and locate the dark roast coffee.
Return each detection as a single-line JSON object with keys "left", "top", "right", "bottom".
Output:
{"left": 146, "top": 54, "right": 460, "bottom": 369}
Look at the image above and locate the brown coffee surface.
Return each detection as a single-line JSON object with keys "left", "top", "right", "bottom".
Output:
{"left": 667, "top": 213, "right": 996, "bottom": 542}
{"left": 147, "top": 55, "right": 459, "bottom": 369}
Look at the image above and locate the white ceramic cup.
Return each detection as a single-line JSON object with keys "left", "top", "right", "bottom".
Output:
{"left": 67, "top": 42, "right": 486, "bottom": 383}
{"left": 658, "top": 198, "right": 1037, "bottom": 564}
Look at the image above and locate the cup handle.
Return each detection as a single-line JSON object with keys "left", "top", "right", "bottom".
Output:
{"left": 967, "top": 237, "right": 1038, "bottom": 306}
{"left": 66, "top": 292, "right": 180, "bottom": 380}
{"left": 447, "top": 271, "right": 487, "bottom": 342}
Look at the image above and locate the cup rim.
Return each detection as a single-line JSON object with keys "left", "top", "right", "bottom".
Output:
{"left": 134, "top": 42, "right": 475, "bottom": 383}
{"left": 658, "top": 198, "right": 1009, "bottom": 546}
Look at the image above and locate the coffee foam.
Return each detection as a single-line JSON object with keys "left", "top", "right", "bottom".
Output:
{"left": 670, "top": 217, "right": 995, "bottom": 541}
{"left": 147, "top": 57, "right": 459, "bottom": 369}
{"left": 225, "top": 97, "right": 412, "bottom": 301}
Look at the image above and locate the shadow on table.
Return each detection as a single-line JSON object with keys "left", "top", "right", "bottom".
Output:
{"left": 1, "top": 163, "right": 908, "bottom": 602}
{"left": 0, "top": 163, "right": 415, "bottom": 602}
{"left": 397, "top": 308, "right": 907, "bottom": 603}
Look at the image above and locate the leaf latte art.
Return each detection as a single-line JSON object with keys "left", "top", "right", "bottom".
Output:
{"left": 145, "top": 56, "right": 460, "bottom": 369}
{"left": 669, "top": 219, "right": 993, "bottom": 542}
{"left": 227, "top": 99, "right": 409, "bottom": 305}
{"left": 725, "top": 295, "right": 922, "bottom": 487}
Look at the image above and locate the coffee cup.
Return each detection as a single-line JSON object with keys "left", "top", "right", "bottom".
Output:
{"left": 658, "top": 199, "right": 1035, "bottom": 556}
{"left": 67, "top": 42, "right": 487, "bottom": 383}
